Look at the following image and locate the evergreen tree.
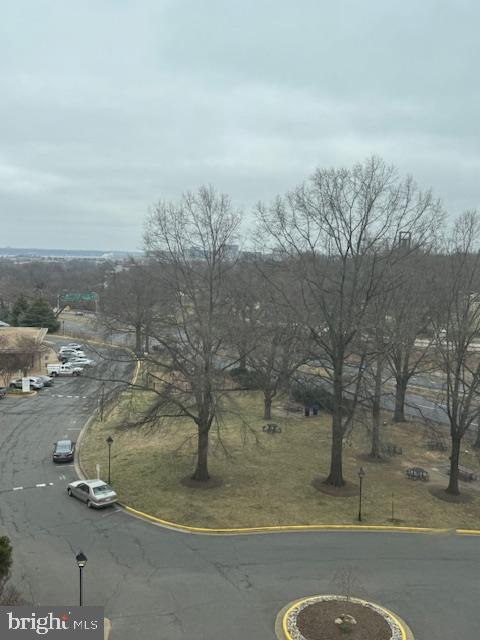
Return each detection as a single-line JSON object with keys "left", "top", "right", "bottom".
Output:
{"left": 0, "top": 537, "right": 12, "bottom": 585}
{"left": 20, "top": 299, "right": 60, "bottom": 333}
{"left": 9, "top": 296, "right": 29, "bottom": 326}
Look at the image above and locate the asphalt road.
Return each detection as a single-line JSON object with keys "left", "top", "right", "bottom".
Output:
{"left": 1, "top": 335, "right": 478, "bottom": 639}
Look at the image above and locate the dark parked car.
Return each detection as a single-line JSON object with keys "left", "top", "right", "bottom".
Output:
{"left": 53, "top": 440, "right": 75, "bottom": 463}
{"left": 0, "top": 387, "right": 7, "bottom": 399}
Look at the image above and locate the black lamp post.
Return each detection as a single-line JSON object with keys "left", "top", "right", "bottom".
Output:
{"left": 106, "top": 436, "right": 113, "bottom": 484}
{"left": 358, "top": 467, "right": 366, "bottom": 522}
{"left": 75, "top": 551, "right": 87, "bottom": 606}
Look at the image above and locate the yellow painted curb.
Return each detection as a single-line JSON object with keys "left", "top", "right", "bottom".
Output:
{"left": 122, "top": 504, "right": 467, "bottom": 536}
{"left": 67, "top": 333, "right": 480, "bottom": 540}
{"left": 6, "top": 390, "right": 37, "bottom": 398}
{"left": 104, "top": 617, "right": 111, "bottom": 640}
{"left": 60, "top": 333, "right": 141, "bottom": 386}
{"left": 457, "top": 528, "right": 480, "bottom": 536}
{"left": 282, "top": 596, "right": 408, "bottom": 640}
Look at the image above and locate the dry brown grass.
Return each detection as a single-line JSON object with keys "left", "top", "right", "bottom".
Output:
{"left": 79, "top": 389, "right": 480, "bottom": 529}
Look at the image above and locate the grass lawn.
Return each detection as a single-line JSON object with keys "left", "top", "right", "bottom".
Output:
{"left": 79, "top": 389, "right": 480, "bottom": 529}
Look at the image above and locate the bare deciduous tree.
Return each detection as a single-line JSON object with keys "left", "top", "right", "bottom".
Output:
{"left": 258, "top": 157, "right": 440, "bottom": 486}
{"left": 142, "top": 186, "right": 241, "bottom": 482}
{"left": 433, "top": 210, "right": 480, "bottom": 495}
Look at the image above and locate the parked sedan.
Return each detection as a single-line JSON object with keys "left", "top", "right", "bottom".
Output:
{"left": 0, "top": 387, "right": 7, "bottom": 399}
{"left": 9, "top": 377, "right": 44, "bottom": 390}
{"left": 37, "top": 375, "right": 54, "bottom": 387}
{"left": 69, "top": 357, "right": 95, "bottom": 367}
{"left": 67, "top": 480, "right": 117, "bottom": 508}
{"left": 53, "top": 439, "right": 75, "bottom": 463}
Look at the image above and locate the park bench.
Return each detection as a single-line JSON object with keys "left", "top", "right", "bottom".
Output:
{"left": 406, "top": 467, "right": 429, "bottom": 481}
{"left": 381, "top": 442, "right": 403, "bottom": 456}
{"left": 457, "top": 465, "right": 479, "bottom": 482}
{"left": 283, "top": 403, "right": 303, "bottom": 414}
{"left": 426, "top": 438, "right": 448, "bottom": 451}
{"left": 262, "top": 423, "right": 282, "bottom": 434}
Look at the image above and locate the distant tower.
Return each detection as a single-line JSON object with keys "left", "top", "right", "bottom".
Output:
{"left": 398, "top": 231, "right": 412, "bottom": 249}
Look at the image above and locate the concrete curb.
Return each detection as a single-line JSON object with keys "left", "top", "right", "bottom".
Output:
{"left": 104, "top": 617, "right": 111, "bottom": 639}
{"left": 279, "top": 595, "right": 414, "bottom": 640}
{"left": 74, "top": 335, "right": 140, "bottom": 482}
{"left": 121, "top": 504, "right": 480, "bottom": 536}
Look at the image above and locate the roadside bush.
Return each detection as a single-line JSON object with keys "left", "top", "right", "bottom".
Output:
{"left": 0, "top": 535, "right": 29, "bottom": 605}
{"left": 229, "top": 367, "right": 261, "bottom": 390}
{"left": 290, "top": 381, "right": 354, "bottom": 415}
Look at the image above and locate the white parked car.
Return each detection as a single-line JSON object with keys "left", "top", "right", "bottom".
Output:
{"left": 58, "top": 349, "right": 86, "bottom": 361}
{"left": 67, "top": 480, "right": 117, "bottom": 508}
{"left": 66, "top": 343, "right": 84, "bottom": 350}
{"left": 70, "top": 358, "right": 95, "bottom": 367}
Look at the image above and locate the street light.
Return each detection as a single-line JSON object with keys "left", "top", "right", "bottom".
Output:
{"left": 358, "top": 467, "right": 366, "bottom": 522}
{"left": 106, "top": 436, "right": 113, "bottom": 484}
{"left": 75, "top": 551, "right": 87, "bottom": 606}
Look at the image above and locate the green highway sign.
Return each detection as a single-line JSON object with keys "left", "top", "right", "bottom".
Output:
{"left": 62, "top": 292, "right": 97, "bottom": 302}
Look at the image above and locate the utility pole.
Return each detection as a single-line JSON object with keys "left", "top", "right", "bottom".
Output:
{"left": 100, "top": 382, "right": 105, "bottom": 421}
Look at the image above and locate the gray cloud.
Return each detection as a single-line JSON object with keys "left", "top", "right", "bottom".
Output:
{"left": 0, "top": 0, "right": 478, "bottom": 249}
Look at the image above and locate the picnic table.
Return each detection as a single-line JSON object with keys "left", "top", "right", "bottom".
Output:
{"left": 406, "top": 467, "right": 429, "bottom": 481}
{"left": 262, "top": 423, "right": 282, "bottom": 434}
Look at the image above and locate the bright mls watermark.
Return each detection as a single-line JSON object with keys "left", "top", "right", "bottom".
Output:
{"left": 0, "top": 607, "right": 104, "bottom": 638}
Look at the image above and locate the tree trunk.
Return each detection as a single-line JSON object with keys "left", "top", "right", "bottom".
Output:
{"left": 474, "top": 424, "right": 480, "bottom": 449}
{"left": 325, "top": 369, "right": 345, "bottom": 486}
{"left": 144, "top": 317, "right": 150, "bottom": 353}
{"left": 191, "top": 425, "right": 210, "bottom": 481}
{"left": 370, "top": 356, "right": 383, "bottom": 458}
{"left": 446, "top": 436, "right": 461, "bottom": 496}
{"left": 393, "top": 378, "right": 407, "bottom": 422}
{"left": 135, "top": 324, "right": 142, "bottom": 355}
{"left": 239, "top": 351, "right": 246, "bottom": 371}
{"left": 263, "top": 395, "right": 272, "bottom": 420}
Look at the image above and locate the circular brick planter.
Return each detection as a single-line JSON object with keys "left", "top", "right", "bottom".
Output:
{"left": 281, "top": 595, "right": 413, "bottom": 640}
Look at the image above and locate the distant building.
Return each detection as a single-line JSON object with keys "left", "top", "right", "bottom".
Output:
{"left": 0, "top": 327, "right": 49, "bottom": 383}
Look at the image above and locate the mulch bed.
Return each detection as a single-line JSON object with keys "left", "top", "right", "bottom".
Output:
{"left": 180, "top": 475, "right": 224, "bottom": 490}
{"left": 428, "top": 485, "right": 473, "bottom": 503}
{"left": 311, "top": 476, "right": 359, "bottom": 497}
{"left": 296, "top": 600, "right": 391, "bottom": 640}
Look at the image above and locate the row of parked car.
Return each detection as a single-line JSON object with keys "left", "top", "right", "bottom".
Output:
{"left": 57, "top": 343, "right": 96, "bottom": 367}
{"left": 52, "top": 439, "right": 118, "bottom": 508}
{"left": 47, "top": 343, "right": 96, "bottom": 377}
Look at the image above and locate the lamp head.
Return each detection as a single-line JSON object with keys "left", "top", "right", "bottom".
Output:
{"left": 76, "top": 551, "right": 87, "bottom": 568}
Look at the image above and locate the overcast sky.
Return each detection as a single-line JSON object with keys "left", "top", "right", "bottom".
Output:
{"left": 1, "top": 0, "right": 478, "bottom": 250}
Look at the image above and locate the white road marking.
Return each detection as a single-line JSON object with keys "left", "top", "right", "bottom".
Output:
{"left": 57, "top": 395, "right": 64, "bottom": 398}
{"left": 13, "top": 486, "right": 23, "bottom": 491}
{"left": 48, "top": 482, "right": 54, "bottom": 486}
{"left": 100, "top": 508, "right": 122, "bottom": 518}
{"left": 59, "top": 475, "right": 66, "bottom": 480}
{"left": 67, "top": 396, "right": 73, "bottom": 398}
{"left": 67, "top": 428, "right": 80, "bottom": 431}
{"left": 35, "top": 483, "right": 46, "bottom": 487}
